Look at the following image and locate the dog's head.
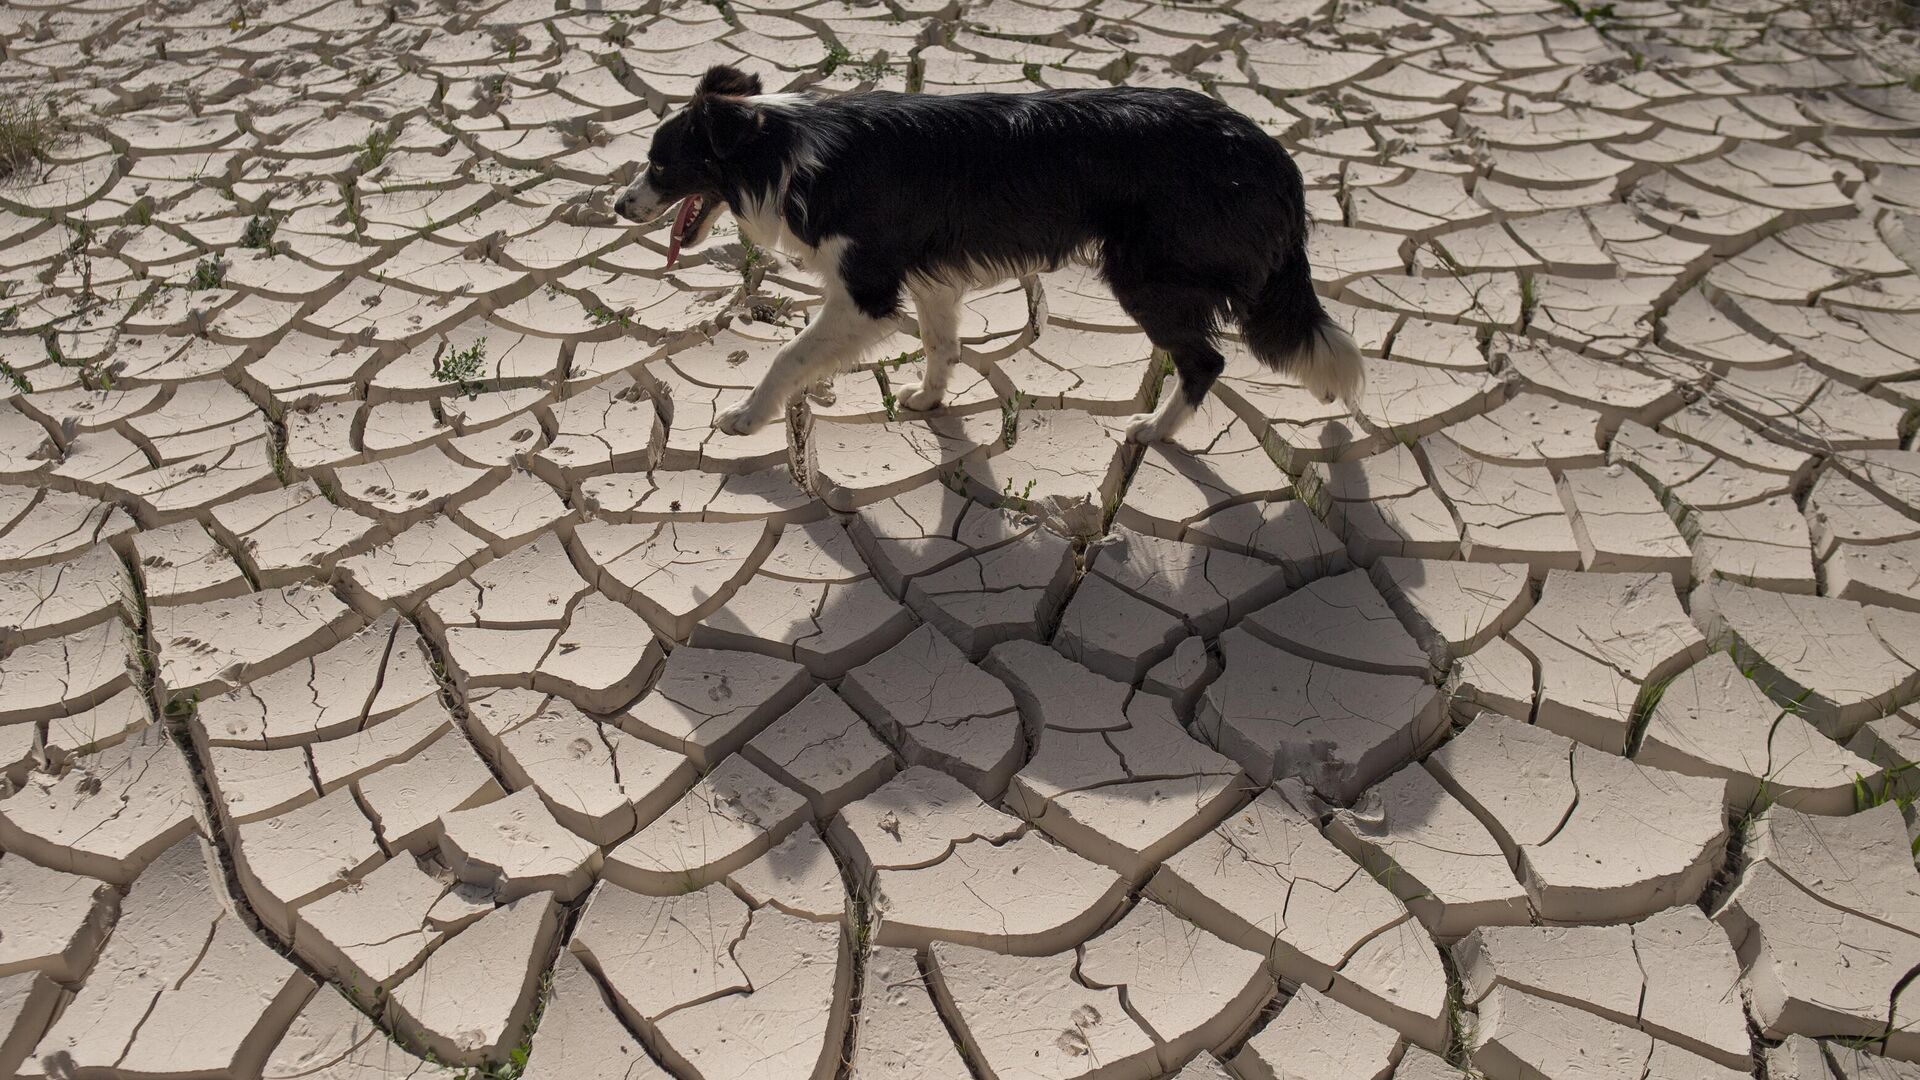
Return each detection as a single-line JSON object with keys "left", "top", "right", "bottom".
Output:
{"left": 615, "top": 65, "right": 768, "bottom": 266}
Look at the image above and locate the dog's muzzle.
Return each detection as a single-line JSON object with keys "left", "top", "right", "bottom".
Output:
{"left": 614, "top": 177, "right": 670, "bottom": 224}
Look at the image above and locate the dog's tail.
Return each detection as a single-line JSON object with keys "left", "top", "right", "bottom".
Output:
{"left": 1238, "top": 248, "right": 1365, "bottom": 407}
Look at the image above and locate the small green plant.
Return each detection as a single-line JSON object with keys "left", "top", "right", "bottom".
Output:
{"left": 586, "top": 304, "right": 631, "bottom": 328}
{"left": 1023, "top": 62, "right": 1044, "bottom": 83}
{"left": 354, "top": 127, "right": 396, "bottom": 175}
{"left": 1622, "top": 674, "right": 1674, "bottom": 755}
{"left": 457, "top": 1044, "right": 531, "bottom": 1080}
{"left": 1140, "top": 352, "right": 1174, "bottom": 411}
{"left": 187, "top": 256, "right": 227, "bottom": 290}
{"left": 824, "top": 46, "right": 897, "bottom": 82}
{"left": 1854, "top": 764, "right": 1918, "bottom": 811}
{"left": 1441, "top": 960, "right": 1478, "bottom": 1067}
{"left": 451, "top": 967, "right": 552, "bottom": 1079}
{"left": 264, "top": 408, "right": 295, "bottom": 482}
{"left": 852, "top": 53, "right": 896, "bottom": 81}
{"left": 996, "top": 391, "right": 1035, "bottom": 449}
{"left": 1558, "top": 0, "right": 1617, "bottom": 24}
{"left": 0, "top": 357, "right": 30, "bottom": 395}
{"left": 0, "top": 96, "right": 69, "bottom": 179}
{"left": 1000, "top": 476, "right": 1037, "bottom": 510}
{"left": 870, "top": 349, "right": 921, "bottom": 421}
{"left": 61, "top": 351, "right": 115, "bottom": 392}
{"left": 477, "top": 74, "right": 510, "bottom": 111}
{"left": 598, "top": 51, "right": 633, "bottom": 80}
{"left": 0, "top": 305, "right": 16, "bottom": 330}
{"left": 738, "top": 237, "right": 769, "bottom": 287}
{"left": 492, "top": 27, "right": 524, "bottom": 61}
{"left": 432, "top": 340, "right": 487, "bottom": 396}
{"left": 59, "top": 222, "right": 103, "bottom": 321}
{"left": 1852, "top": 766, "right": 1920, "bottom": 856}
{"left": 239, "top": 211, "right": 280, "bottom": 249}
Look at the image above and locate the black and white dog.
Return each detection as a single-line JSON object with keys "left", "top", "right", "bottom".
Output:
{"left": 614, "top": 65, "right": 1363, "bottom": 443}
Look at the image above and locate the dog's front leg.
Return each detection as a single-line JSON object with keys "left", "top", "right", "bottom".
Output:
{"left": 713, "top": 297, "right": 894, "bottom": 435}
{"left": 898, "top": 283, "right": 962, "bottom": 412}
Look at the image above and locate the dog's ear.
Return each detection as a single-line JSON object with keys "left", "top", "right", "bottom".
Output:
{"left": 696, "top": 65, "right": 762, "bottom": 98}
{"left": 692, "top": 95, "right": 762, "bottom": 159}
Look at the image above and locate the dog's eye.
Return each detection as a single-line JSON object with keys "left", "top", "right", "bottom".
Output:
{"left": 648, "top": 163, "right": 664, "bottom": 181}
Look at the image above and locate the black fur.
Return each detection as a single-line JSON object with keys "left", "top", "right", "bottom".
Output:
{"left": 696, "top": 66, "right": 763, "bottom": 97}
{"left": 636, "top": 65, "right": 1351, "bottom": 411}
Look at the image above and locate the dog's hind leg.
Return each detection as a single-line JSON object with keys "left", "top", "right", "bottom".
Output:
{"left": 1109, "top": 282, "right": 1226, "bottom": 444}
{"left": 899, "top": 282, "right": 963, "bottom": 412}
{"left": 714, "top": 292, "right": 896, "bottom": 436}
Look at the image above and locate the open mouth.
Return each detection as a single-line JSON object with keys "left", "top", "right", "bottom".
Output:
{"left": 664, "top": 195, "right": 713, "bottom": 269}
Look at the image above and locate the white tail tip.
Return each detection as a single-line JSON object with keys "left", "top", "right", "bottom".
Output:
{"left": 1296, "top": 322, "right": 1366, "bottom": 408}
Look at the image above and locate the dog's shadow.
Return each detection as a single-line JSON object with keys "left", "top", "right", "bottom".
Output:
{"left": 707, "top": 476, "right": 1462, "bottom": 958}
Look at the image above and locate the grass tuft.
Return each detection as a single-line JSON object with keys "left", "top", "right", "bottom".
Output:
{"left": 0, "top": 97, "right": 69, "bottom": 180}
{"left": 188, "top": 256, "right": 227, "bottom": 291}
{"left": 240, "top": 212, "right": 280, "bottom": 249}
{"left": 1558, "top": 0, "right": 1618, "bottom": 24}
{"left": 354, "top": 128, "right": 396, "bottom": 175}
{"left": 585, "top": 303, "right": 632, "bottom": 328}
{"left": 1517, "top": 274, "right": 1539, "bottom": 330}
{"left": 1854, "top": 764, "right": 1919, "bottom": 812}
{"left": 0, "top": 357, "right": 30, "bottom": 395}
{"left": 1622, "top": 674, "right": 1674, "bottom": 756}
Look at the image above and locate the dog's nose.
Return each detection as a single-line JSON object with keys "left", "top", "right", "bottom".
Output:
{"left": 614, "top": 194, "right": 639, "bottom": 222}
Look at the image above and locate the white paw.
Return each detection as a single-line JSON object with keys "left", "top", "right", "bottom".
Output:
{"left": 1125, "top": 412, "right": 1172, "bottom": 444}
{"left": 896, "top": 381, "right": 945, "bottom": 412}
{"left": 714, "top": 398, "right": 774, "bottom": 436}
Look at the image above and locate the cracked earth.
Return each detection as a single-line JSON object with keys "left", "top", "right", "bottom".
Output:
{"left": 6, "top": 0, "right": 1920, "bottom": 1077}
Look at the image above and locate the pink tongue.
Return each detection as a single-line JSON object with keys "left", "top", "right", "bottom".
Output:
{"left": 664, "top": 196, "right": 701, "bottom": 269}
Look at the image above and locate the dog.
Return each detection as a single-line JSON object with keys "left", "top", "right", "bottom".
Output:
{"left": 614, "top": 65, "right": 1364, "bottom": 444}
